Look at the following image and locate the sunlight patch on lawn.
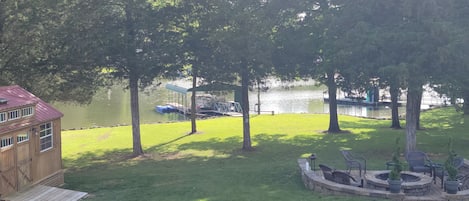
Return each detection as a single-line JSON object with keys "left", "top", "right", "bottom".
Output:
{"left": 352, "top": 132, "right": 372, "bottom": 140}
{"left": 300, "top": 153, "right": 316, "bottom": 158}
{"left": 336, "top": 138, "right": 349, "bottom": 143}
{"left": 149, "top": 149, "right": 230, "bottom": 161}
{"left": 338, "top": 146, "right": 352, "bottom": 151}
{"left": 180, "top": 149, "right": 231, "bottom": 160}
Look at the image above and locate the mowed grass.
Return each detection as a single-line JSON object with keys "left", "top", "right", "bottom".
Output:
{"left": 62, "top": 107, "right": 469, "bottom": 201}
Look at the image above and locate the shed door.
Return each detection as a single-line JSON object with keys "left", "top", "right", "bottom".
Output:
{"left": 16, "top": 141, "right": 32, "bottom": 190}
{"left": 0, "top": 146, "right": 17, "bottom": 196}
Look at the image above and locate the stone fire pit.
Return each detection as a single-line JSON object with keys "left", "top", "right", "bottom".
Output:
{"left": 298, "top": 158, "right": 469, "bottom": 200}
{"left": 365, "top": 171, "right": 432, "bottom": 196}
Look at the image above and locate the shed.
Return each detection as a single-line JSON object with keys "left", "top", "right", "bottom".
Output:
{"left": 0, "top": 85, "right": 64, "bottom": 197}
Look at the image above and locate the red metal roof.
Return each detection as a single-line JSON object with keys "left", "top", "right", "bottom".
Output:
{"left": 0, "top": 85, "right": 63, "bottom": 134}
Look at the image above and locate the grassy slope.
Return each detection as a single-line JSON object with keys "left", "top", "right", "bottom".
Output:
{"left": 62, "top": 107, "right": 469, "bottom": 201}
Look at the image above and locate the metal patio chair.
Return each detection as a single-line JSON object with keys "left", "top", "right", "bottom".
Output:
{"left": 405, "top": 151, "right": 433, "bottom": 175}
{"left": 319, "top": 164, "right": 362, "bottom": 187}
{"left": 332, "top": 170, "right": 363, "bottom": 187}
{"left": 340, "top": 150, "right": 366, "bottom": 177}
{"left": 319, "top": 164, "right": 335, "bottom": 181}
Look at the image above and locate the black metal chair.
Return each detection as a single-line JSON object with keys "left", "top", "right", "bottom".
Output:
{"left": 340, "top": 150, "right": 366, "bottom": 177}
{"left": 434, "top": 156, "right": 464, "bottom": 188}
{"left": 405, "top": 151, "right": 433, "bottom": 175}
{"left": 318, "top": 164, "right": 362, "bottom": 187}
{"left": 458, "top": 173, "right": 469, "bottom": 191}
{"left": 319, "top": 164, "right": 335, "bottom": 181}
{"left": 332, "top": 170, "right": 363, "bottom": 187}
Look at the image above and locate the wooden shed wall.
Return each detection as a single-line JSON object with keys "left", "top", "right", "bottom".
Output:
{"left": 0, "top": 119, "right": 63, "bottom": 196}
{"left": 31, "top": 119, "right": 63, "bottom": 185}
{"left": 0, "top": 128, "right": 31, "bottom": 195}
{"left": 0, "top": 138, "right": 17, "bottom": 195}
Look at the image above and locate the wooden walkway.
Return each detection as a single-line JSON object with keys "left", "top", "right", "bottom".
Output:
{"left": 3, "top": 185, "right": 87, "bottom": 201}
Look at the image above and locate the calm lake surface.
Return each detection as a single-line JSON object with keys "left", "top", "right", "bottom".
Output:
{"left": 53, "top": 81, "right": 443, "bottom": 130}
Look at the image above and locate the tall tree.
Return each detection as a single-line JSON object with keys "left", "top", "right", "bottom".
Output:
{"left": 398, "top": 0, "right": 448, "bottom": 152}
{"left": 0, "top": 0, "right": 103, "bottom": 103}
{"left": 60, "top": 0, "right": 184, "bottom": 156}
{"left": 202, "top": 0, "right": 285, "bottom": 150}
{"left": 378, "top": 65, "right": 407, "bottom": 129}
{"left": 276, "top": 0, "right": 361, "bottom": 133}
{"left": 347, "top": 1, "right": 410, "bottom": 129}
{"left": 179, "top": 0, "right": 218, "bottom": 134}
{"left": 432, "top": 0, "right": 469, "bottom": 115}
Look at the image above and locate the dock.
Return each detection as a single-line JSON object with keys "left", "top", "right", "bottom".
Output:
{"left": 158, "top": 103, "right": 243, "bottom": 117}
{"left": 323, "top": 97, "right": 394, "bottom": 106}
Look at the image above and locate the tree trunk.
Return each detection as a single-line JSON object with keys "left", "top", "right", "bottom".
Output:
{"left": 257, "top": 82, "right": 261, "bottom": 115}
{"left": 129, "top": 74, "right": 144, "bottom": 156}
{"left": 389, "top": 85, "right": 401, "bottom": 129}
{"left": 327, "top": 71, "right": 341, "bottom": 133}
{"left": 416, "top": 89, "right": 423, "bottom": 130}
{"left": 190, "top": 70, "right": 197, "bottom": 134}
{"left": 241, "top": 66, "right": 252, "bottom": 150}
{"left": 405, "top": 85, "right": 422, "bottom": 154}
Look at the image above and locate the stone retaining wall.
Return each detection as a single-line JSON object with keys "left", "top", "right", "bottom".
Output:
{"left": 297, "top": 158, "right": 469, "bottom": 201}
{"left": 298, "top": 158, "right": 405, "bottom": 200}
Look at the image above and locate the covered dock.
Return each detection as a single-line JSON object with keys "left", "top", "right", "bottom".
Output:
{"left": 158, "top": 83, "right": 243, "bottom": 117}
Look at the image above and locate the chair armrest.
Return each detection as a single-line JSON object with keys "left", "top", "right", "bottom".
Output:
{"left": 432, "top": 162, "right": 444, "bottom": 169}
{"left": 425, "top": 158, "right": 434, "bottom": 165}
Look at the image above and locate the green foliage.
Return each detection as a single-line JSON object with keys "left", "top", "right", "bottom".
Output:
{"left": 0, "top": 0, "right": 105, "bottom": 103}
{"left": 445, "top": 138, "right": 458, "bottom": 181}
{"left": 389, "top": 138, "right": 403, "bottom": 180}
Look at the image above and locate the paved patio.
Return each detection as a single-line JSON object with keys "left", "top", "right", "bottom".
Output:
{"left": 298, "top": 158, "right": 469, "bottom": 201}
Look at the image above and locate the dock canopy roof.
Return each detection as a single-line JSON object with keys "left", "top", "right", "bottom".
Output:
{"left": 165, "top": 84, "right": 189, "bottom": 94}
{"left": 165, "top": 82, "right": 241, "bottom": 94}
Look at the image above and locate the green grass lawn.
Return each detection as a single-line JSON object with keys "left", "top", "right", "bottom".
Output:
{"left": 62, "top": 107, "right": 469, "bottom": 201}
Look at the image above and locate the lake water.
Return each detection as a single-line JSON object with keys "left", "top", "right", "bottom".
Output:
{"left": 52, "top": 81, "right": 443, "bottom": 130}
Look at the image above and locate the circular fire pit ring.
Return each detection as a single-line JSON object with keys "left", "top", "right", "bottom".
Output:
{"left": 365, "top": 171, "right": 433, "bottom": 196}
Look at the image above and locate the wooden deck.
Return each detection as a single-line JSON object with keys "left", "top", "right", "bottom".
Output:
{"left": 3, "top": 185, "right": 87, "bottom": 201}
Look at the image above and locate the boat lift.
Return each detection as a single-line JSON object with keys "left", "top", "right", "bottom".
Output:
{"left": 157, "top": 83, "right": 243, "bottom": 117}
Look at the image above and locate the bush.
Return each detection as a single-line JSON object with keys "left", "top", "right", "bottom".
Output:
{"left": 389, "top": 138, "right": 403, "bottom": 181}
{"left": 445, "top": 138, "right": 458, "bottom": 181}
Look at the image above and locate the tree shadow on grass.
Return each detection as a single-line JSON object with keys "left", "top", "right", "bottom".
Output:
{"left": 339, "top": 117, "right": 390, "bottom": 130}
{"left": 64, "top": 128, "right": 397, "bottom": 201}
{"left": 62, "top": 109, "right": 469, "bottom": 200}
{"left": 63, "top": 148, "right": 134, "bottom": 171}
{"left": 420, "top": 107, "right": 465, "bottom": 132}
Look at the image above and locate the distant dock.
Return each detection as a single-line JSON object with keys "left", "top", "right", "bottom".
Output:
{"left": 156, "top": 103, "right": 243, "bottom": 117}
{"left": 323, "top": 97, "right": 395, "bottom": 107}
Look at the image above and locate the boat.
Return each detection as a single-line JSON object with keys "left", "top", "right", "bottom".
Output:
{"left": 155, "top": 105, "right": 177, "bottom": 114}
{"left": 323, "top": 97, "right": 393, "bottom": 106}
